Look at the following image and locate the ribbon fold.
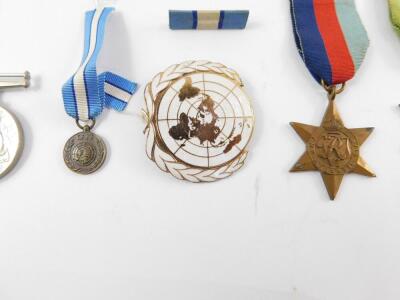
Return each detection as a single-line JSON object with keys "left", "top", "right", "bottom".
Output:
{"left": 290, "top": 0, "right": 369, "bottom": 85}
{"left": 62, "top": 7, "right": 137, "bottom": 122}
{"left": 389, "top": 0, "right": 400, "bottom": 34}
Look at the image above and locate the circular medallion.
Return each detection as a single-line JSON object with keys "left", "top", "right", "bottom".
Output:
{"left": 0, "top": 106, "right": 23, "bottom": 179}
{"left": 144, "top": 61, "right": 255, "bottom": 182}
{"left": 63, "top": 131, "right": 107, "bottom": 175}
{"left": 307, "top": 126, "right": 359, "bottom": 175}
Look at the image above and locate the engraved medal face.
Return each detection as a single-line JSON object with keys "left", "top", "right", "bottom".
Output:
{"left": 63, "top": 131, "right": 106, "bottom": 175}
{"left": 0, "top": 106, "right": 23, "bottom": 178}
{"left": 291, "top": 99, "right": 375, "bottom": 200}
{"left": 144, "top": 61, "right": 255, "bottom": 182}
{"left": 307, "top": 125, "right": 359, "bottom": 175}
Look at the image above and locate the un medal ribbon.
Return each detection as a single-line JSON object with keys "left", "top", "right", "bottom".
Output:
{"left": 143, "top": 61, "right": 255, "bottom": 183}
{"left": 62, "top": 7, "right": 136, "bottom": 175}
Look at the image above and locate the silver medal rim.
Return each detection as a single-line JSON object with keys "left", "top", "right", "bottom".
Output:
{"left": 63, "top": 131, "right": 107, "bottom": 175}
{"left": 0, "top": 106, "right": 24, "bottom": 179}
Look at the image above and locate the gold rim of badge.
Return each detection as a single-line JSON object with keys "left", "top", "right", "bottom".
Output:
{"left": 143, "top": 60, "right": 255, "bottom": 183}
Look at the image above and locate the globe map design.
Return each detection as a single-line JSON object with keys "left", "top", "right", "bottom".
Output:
{"left": 156, "top": 72, "right": 254, "bottom": 168}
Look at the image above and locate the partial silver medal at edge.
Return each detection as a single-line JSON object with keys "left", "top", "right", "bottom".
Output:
{"left": 0, "top": 72, "right": 30, "bottom": 178}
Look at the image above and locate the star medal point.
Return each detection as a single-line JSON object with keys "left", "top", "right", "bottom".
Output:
{"left": 289, "top": 0, "right": 374, "bottom": 200}
{"left": 290, "top": 84, "right": 375, "bottom": 200}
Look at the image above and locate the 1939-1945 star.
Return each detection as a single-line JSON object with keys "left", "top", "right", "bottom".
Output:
{"left": 290, "top": 99, "right": 375, "bottom": 200}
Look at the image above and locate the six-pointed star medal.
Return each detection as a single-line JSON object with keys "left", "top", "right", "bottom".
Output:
{"left": 290, "top": 100, "right": 375, "bottom": 200}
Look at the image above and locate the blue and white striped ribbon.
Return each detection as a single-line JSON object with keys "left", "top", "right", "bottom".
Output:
{"left": 62, "top": 7, "right": 137, "bottom": 122}
{"left": 169, "top": 10, "right": 249, "bottom": 30}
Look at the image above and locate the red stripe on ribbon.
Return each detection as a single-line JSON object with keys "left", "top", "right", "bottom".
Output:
{"left": 313, "top": 0, "right": 355, "bottom": 84}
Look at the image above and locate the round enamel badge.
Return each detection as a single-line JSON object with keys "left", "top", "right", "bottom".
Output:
{"left": 143, "top": 61, "right": 255, "bottom": 182}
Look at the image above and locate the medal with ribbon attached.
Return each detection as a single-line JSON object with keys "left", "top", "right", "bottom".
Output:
{"left": 289, "top": 0, "right": 375, "bottom": 200}
{"left": 62, "top": 4, "right": 137, "bottom": 175}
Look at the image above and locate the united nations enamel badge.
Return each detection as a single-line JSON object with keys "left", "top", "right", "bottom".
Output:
{"left": 143, "top": 61, "right": 255, "bottom": 182}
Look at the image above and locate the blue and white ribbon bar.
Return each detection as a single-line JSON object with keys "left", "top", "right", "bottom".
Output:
{"left": 62, "top": 7, "right": 137, "bottom": 122}
{"left": 169, "top": 10, "right": 249, "bottom": 30}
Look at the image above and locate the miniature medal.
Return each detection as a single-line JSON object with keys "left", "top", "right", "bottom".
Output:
{"left": 289, "top": 0, "right": 374, "bottom": 200}
{"left": 62, "top": 5, "right": 137, "bottom": 175}
{"left": 0, "top": 73, "right": 30, "bottom": 178}
{"left": 143, "top": 61, "right": 255, "bottom": 182}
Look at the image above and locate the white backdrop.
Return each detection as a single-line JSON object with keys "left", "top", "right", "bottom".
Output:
{"left": 0, "top": 0, "right": 399, "bottom": 299}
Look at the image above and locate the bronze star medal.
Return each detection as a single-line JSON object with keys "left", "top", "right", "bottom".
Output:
{"left": 290, "top": 84, "right": 375, "bottom": 200}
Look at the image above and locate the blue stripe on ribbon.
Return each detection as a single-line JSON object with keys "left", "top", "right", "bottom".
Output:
{"left": 192, "top": 11, "right": 198, "bottom": 29}
{"left": 220, "top": 10, "right": 248, "bottom": 29}
{"left": 62, "top": 7, "right": 137, "bottom": 121}
{"left": 169, "top": 10, "right": 248, "bottom": 30}
{"left": 290, "top": 0, "right": 332, "bottom": 84}
{"left": 218, "top": 11, "right": 225, "bottom": 29}
{"left": 105, "top": 94, "right": 129, "bottom": 111}
{"left": 62, "top": 78, "right": 78, "bottom": 118}
{"left": 104, "top": 72, "right": 137, "bottom": 95}
{"left": 81, "top": 10, "right": 95, "bottom": 65}
{"left": 84, "top": 8, "right": 111, "bottom": 119}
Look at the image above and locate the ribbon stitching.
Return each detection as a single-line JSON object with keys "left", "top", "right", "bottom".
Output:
{"left": 290, "top": 0, "right": 369, "bottom": 85}
{"left": 62, "top": 7, "right": 137, "bottom": 122}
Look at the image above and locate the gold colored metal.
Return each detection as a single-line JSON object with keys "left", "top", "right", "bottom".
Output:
{"left": 322, "top": 80, "right": 346, "bottom": 95}
{"left": 290, "top": 84, "right": 375, "bottom": 200}
{"left": 63, "top": 128, "right": 107, "bottom": 175}
{"left": 144, "top": 61, "right": 255, "bottom": 182}
{"left": 153, "top": 70, "right": 254, "bottom": 169}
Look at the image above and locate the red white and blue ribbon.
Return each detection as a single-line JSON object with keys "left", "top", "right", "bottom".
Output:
{"left": 62, "top": 7, "right": 137, "bottom": 122}
{"left": 290, "top": 0, "right": 369, "bottom": 85}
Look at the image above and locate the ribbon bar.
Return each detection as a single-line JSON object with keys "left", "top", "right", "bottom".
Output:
{"left": 169, "top": 10, "right": 249, "bottom": 30}
{"left": 62, "top": 7, "right": 137, "bottom": 122}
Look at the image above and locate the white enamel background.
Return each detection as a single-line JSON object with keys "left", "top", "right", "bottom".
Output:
{"left": 157, "top": 72, "right": 254, "bottom": 169}
{"left": 0, "top": 1, "right": 398, "bottom": 300}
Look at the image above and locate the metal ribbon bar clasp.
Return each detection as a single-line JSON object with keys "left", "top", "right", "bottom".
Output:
{"left": 0, "top": 72, "right": 30, "bottom": 89}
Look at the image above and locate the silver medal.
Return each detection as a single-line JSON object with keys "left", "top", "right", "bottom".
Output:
{"left": 0, "top": 72, "right": 30, "bottom": 178}
{"left": 0, "top": 106, "right": 23, "bottom": 178}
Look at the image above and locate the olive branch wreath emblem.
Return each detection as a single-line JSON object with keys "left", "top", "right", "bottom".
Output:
{"left": 143, "top": 60, "right": 250, "bottom": 183}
